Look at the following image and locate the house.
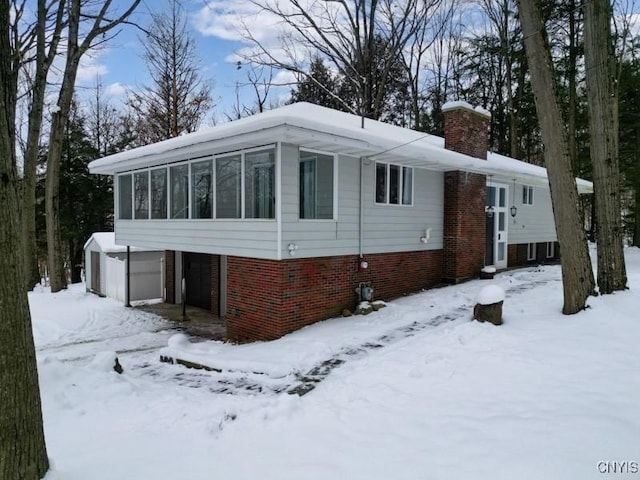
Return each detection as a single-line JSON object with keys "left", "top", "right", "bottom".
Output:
{"left": 84, "top": 232, "right": 164, "bottom": 304}
{"left": 88, "top": 102, "right": 592, "bottom": 341}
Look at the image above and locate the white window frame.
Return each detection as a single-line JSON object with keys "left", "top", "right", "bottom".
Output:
{"left": 522, "top": 185, "right": 534, "bottom": 205}
{"left": 298, "top": 148, "right": 338, "bottom": 221}
{"left": 116, "top": 173, "right": 133, "bottom": 220}
{"left": 149, "top": 166, "right": 168, "bottom": 220}
{"left": 117, "top": 145, "right": 277, "bottom": 222}
{"left": 133, "top": 170, "right": 150, "bottom": 220}
{"left": 527, "top": 242, "right": 536, "bottom": 261}
{"left": 546, "top": 241, "right": 555, "bottom": 258}
{"left": 374, "top": 161, "right": 414, "bottom": 206}
{"left": 214, "top": 153, "right": 242, "bottom": 220}
{"left": 168, "top": 160, "right": 191, "bottom": 220}
{"left": 243, "top": 146, "right": 276, "bottom": 220}
{"left": 191, "top": 157, "right": 214, "bottom": 220}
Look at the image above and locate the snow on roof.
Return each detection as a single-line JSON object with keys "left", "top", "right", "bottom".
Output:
{"left": 84, "top": 232, "right": 159, "bottom": 253}
{"left": 88, "top": 102, "right": 592, "bottom": 192}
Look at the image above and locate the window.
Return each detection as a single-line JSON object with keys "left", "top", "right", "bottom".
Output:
{"left": 522, "top": 185, "right": 534, "bottom": 205}
{"left": 216, "top": 154, "right": 241, "bottom": 219}
{"left": 375, "top": 162, "right": 413, "bottom": 205}
{"left": 134, "top": 171, "right": 149, "bottom": 219}
{"left": 245, "top": 149, "right": 275, "bottom": 219}
{"left": 191, "top": 160, "right": 213, "bottom": 219}
{"left": 120, "top": 145, "right": 276, "bottom": 222}
{"left": 546, "top": 241, "right": 555, "bottom": 258}
{"left": 527, "top": 242, "right": 536, "bottom": 261}
{"left": 170, "top": 164, "right": 189, "bottom": 219}
{"left": 118, "top": 174, "right": 132, "bottom": 219}
{"left": 300, "top": 150, "right": 334, "bottom": 219}
{"left": 150, "top": 168, "right": 167, "bottom": 219}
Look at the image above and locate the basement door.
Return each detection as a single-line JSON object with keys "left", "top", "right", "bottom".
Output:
{"left": 486, "top": 183, "right": 509, "bottom": 269}
{"left": 184, "top": 252, "right": 211, "bottom": 310}
{"left": 91, "top": 251, "right": 101, "bottom": 294}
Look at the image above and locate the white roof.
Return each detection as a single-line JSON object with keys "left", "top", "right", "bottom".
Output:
{"left": 88, "top": 102, "right": 592, "bottom": 193}
{"left": 84, "top": 232, "right": 159, "bottom": 254}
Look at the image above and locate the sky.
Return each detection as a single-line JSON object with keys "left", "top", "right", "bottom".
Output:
{"left": 75, "top": 0, "right": 291, "bottom": 125}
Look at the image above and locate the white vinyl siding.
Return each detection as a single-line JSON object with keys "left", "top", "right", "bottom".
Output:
{"left": 280, "top": 145, "right": 443, "bottom": 258}
{"left": 116, "top": 220, "right": 278, "bottom": 259}
{"left": 504, "top": 181, "right": 557, "bottom": 244}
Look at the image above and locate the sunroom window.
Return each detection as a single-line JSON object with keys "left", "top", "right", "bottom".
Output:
{"left": 245, "top": 149, "right": 275, "bottom": 219}
{"left": 375, "top": 162, "right": 413, "bottom": 205}
{"left": 191, "top": 160, "right": 213, "bottom": 219}
{"left": 170, "top": 164, "right": 189, "bottom": 219}
{"left": 118, "top": 174, "right": 132, "bottom": 219}
{"left": 300, "top": 150, "right": 334, "bottom": 219}
{"left": 216, "top": 154, "right": 241, "bottom": 219}
{"left": 134, "top": 171, "right": 149, "bottom": 219}
{"left": 150, "top": 168, "right": 167, "bottom": 219}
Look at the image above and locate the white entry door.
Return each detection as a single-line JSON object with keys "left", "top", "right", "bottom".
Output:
{"left": 486, "top": 183, "right": 509, "bottom": 269}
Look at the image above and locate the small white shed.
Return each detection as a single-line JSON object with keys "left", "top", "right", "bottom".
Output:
{"left": 84, "top": 232, "right": 164, "bottom": 303}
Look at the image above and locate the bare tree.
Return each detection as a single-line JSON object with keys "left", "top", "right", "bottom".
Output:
{"left": 584, "top": 0, "right": 628, "bottom": 293}
{"left": 128, "top": 0, "right": 212, "bottom": 144}
{"left": 225, "top": 64, "right": 276, "bottom": 121}
{"left": 240, "top": 0, "right": 435, "bottom": 121}
{"left": 87, "top": 77, "right": 131, "bottom": 156}
{"left": 403, "top": 0, "right": 460, "bottom": 131}
{"left": 515, "top": 0, "right": 596, "bottom": 314}
{"left": 45, "top": 0, "right": 141, "bottom": 292}
{"left": 0, "top": 0, "right": 50, "bottom": 477}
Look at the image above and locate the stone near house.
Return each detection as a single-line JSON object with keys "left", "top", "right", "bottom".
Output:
{"left": 473, "top": 284, "right": 505, "bottom": 326}
{"left": 356, "top": 302, "right": 374, "bottom": 315}
{"left": 480, "top": 266, "right": 496, "bottom": 280}
{"left": 342, "top": 308, "right": 352, "bottom": 317}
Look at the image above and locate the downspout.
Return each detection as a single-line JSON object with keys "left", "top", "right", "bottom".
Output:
{"left": 359, "top": 157, "right": 365, "bottom": 259}
{"left": 125, "top": 245, "right": 131, "bottom": 307}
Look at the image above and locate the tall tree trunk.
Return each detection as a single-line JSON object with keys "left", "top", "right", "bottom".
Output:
{"left": 583, "top": 0, "right": 627, "bottom": 293}
{"left": 516, "top": 0, "right": 595, "bottom": 314}
{"left": 0, "top": 1, "right": 50, "bottom": 477}
{"left": 568, "top": 0, "right": 578, "bottom": 174}
{"left": 23, "top": 0, "right": 65, "bottom": 290}
{"left": 634, "top": 187, "right": 640, "bottom": 247}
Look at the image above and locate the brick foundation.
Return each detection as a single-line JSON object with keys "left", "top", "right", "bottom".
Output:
{"left": 165, "top": 250, "right": 175, "bottom": 303}
{"left": 443, "top": 171, "right": 486, "bottom": 282}
{"left": 226, "top": 250, "right": 443, "bottom": 342}
{"left": 507, "top": 242, "right": 561, "bottom": 268}
{"left": 211, "top": 255, "right": 220, "bottom": 315}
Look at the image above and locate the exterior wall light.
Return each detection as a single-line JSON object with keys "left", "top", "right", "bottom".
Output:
{"left": 486, "top": 205, "right": 495, "bottom": 218}
{"left": 510, "top": 205, "right": 517, "bottom": 218}
{"left": 288, "top": 243, "right": 298, "bottom": 256}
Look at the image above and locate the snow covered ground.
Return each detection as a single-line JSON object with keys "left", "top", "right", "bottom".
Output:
{"left": 35, "top": 247, "right": 640, "bottom": 480}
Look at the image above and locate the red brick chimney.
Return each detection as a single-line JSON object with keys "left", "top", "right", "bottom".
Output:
{"left": 441, "top": 101, "right": 491, "bottom": 283}
{"left": 442, "top": 101, "right": 491, "bottom": 160}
